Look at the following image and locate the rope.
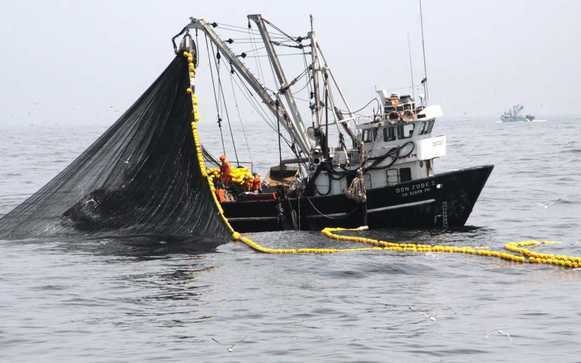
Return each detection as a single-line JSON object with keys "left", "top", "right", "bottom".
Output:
{"left": 214, "top": 22, "right": 288, "bottom": 39}
{"left": 230, "top": 72, "right": 292, "bottom": 148}
{"left": 231, "top": 71, "right": 303, "bottom": 163}
{"left": 210, "top": 41, "right": 240, "bottom": 165}
{"left": 204, "top": 34, "right": 227, "bottom": 156}
{"left": 183, "top": 50, "right": 581, "bottom": 269}
{"left": 229, "top": 71, "right": 253, "bottom": 164}
{"left": 247, "top": 24, "right": 265, "bottom": 82}
{"left": 305, "top": 196, "right": 357, "bottom": 220}
{"left": 339, "top": 97, "right": 381, "bottom": 115}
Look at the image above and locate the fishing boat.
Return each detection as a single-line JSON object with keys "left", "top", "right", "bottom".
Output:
{"left": 500, "top": 104, "right": 535, "bottom": 122}
{"left": 173, "top": 14, "right": 493, "bottom": 232}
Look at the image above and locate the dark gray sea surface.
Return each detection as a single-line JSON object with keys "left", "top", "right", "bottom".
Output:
{"left": 1, "top": 116, "right": 581, "bottom": 362}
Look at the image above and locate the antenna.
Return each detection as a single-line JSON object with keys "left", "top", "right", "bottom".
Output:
{"left": 407, "top": 33, "right": 416, "bottom": 101}
{"left": 419, "top": 0, "right": 429, "bottom": 104}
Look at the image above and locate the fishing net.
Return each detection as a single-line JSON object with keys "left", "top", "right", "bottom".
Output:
{"left": 0, "top": 56, "right": 230, "bottom": 242}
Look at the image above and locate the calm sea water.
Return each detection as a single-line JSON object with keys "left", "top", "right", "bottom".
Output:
{"left": 1, "top": 116, "right": 581, "bottom": 362}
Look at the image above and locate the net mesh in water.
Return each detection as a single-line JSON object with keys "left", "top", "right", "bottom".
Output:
{"left": 0, "top": 56, "right": 230, "bottom": 242}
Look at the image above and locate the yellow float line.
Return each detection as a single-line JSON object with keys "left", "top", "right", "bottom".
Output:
{"left": 321, "top": 227, "right": 581, "bottom": 268}
{"left": 321, "top": 227, "right": 524, "bottom": 264}
{"left": 182, "top": 51, "right": 580, "bottom": 268}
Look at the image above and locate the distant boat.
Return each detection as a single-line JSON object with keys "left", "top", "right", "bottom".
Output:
{"left": 500, "top": 104, "right": 535, "bottom": 122}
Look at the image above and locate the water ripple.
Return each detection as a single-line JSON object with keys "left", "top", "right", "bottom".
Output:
{"left": 1, "top": 118, "right": 581, "bottom": 361}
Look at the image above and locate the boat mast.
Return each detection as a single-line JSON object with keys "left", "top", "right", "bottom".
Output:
{"left": 308, "top": 15, "right": 322, "bottom": 131}
{"left": 247, "top": 14, "right": 313, "bottom": 157}
{"left": 186, "top": 17, "right": 312, "bottom": 163}
{"left": 419, "top": 0, "right": 430, "bottom": 104}
{"left": 407, "top": 33, "right": 416, "bottom": 101}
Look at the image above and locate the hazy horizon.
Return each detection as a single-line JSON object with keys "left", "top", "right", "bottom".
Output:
{"left": 1, "top": 0, "right": 579, "bottom": 126}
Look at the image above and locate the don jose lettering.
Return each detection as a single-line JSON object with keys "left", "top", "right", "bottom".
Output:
{"left": 395, "top": 180, "right": 436, "bottom": 197}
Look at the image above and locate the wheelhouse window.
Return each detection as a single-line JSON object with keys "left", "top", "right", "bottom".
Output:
{"left": 362, "top": 128, "right": 378, "bottom": 143}
{"left": 419, "top": 120, "right": 435, "bottom": 135}
{"left": 399, "top": 167, "right": 412, "bottom": 182}
{"left": 383, "top": 127, "right": 396, "bottom": 142}
{"left": 397, "top": 124, "right": 414, "bottom": 139}
{"left": 386, "top": 168, "right": 411, "bottom": 184}
{"left": 363, "top": 129, "right": 377, "bottom": 143}
{"left": 386, "top": 169, "right": 399, "bottom": 185}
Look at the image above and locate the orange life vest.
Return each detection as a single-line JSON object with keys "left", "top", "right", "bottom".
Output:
{"left": 215, "top": 188, "right": 226, "bottom": 202}
{"left": 252, "top": 175, "right": 261, "bottom": 192}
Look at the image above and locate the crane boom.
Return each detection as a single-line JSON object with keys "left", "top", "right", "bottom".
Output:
{"left": 185, "top": 17, "right": 312, "bottom": 161}
{"left": 247, "top": 14, "right": 311, "bottom": 152}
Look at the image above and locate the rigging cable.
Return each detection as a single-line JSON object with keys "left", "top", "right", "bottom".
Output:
{"left": 302, "top": 47, "right": 313, "bottom": 96}
{"left": 216, "top": 22, "right": 288, "bottom": 39}
{"left": 262, "top": 18, "right": 302, "bottom": 44}
{"left": 231, "top": 72, "right": 283, "bottom": 142}
{"left": 276, "top": 100, "right": 282, "bottom": 166}
{"left": 264, "top": 39, "right": 304, "bottom": 164}
{"left": 219, "top": 24, "right": 303, "bottom": 164}
{"left": 210, "top": 40, "right": 240, "bottom": 165}
{"left": 247, "top": 22, "right": 266, "bottom": 95}
{"left": 323, "top": 78, "right": 351, "bottom": 152}
{"left": 244, "top": 53, "right": 310, "bottom": 58}
{"left": 239, "top": 45, "right": 267, "bottom": 54}
{"left": 324, "top": 84, "right": 329, "bottom": 159}
{"left": 230, "top": 71, "right": 295, "bottom": 154}
{"left": 281, "top": 66, "right": 310, "bottom": 94}
{"left": 228, "top": 68, "right": 254, "bottom": 165}
{"left": 204, "top": 34, "right": 227, "bottom": 156}
{"left": 289, "top": 74, "right": 313, "bottom": 96}
{"left": 338, "top": 97, "right": 381, "bottom": 115}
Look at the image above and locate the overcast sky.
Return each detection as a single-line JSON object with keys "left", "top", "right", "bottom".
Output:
{"left": 1, "top": 0, "right": 579, "bottom": 126}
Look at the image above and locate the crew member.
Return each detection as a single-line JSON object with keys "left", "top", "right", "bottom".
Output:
{"left": 219, "top": 155, "right": 232, "bottom": 186}
{"left": 244, "top": 175, "right": 253, "bottom": 192}
{"left": 251, "top": 173, "right": 262, "bottom": 192}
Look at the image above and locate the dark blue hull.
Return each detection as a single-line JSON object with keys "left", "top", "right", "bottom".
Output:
{"left": 222, "top": 165, "right": 494, "bottom": 232}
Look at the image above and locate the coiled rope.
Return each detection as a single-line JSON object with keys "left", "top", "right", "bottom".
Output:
{"left": 183, "top": 50, "right": 581, "bottom": 269}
